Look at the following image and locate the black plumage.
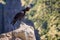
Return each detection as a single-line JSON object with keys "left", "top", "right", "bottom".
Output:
{"left": 11, "top": 7, "right": 30, "bottom": 25}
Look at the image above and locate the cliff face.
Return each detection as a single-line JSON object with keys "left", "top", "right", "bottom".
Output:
{"left": 0, "top": 0, "right": 36, "bottom": 40}
{"left": 0, "top": 0, "right": 22, "bottom": 33}
{"left": 1, "top": 0, "right": 60, "bottom": 40}
{"left": 0, "top": 3, "right": 3, "bottom": 33}
{"left": 0, "top": 23, "right": 36, "bottom": 40}
{"left": 4, "top": 0, "right": 22, "bottom": 32}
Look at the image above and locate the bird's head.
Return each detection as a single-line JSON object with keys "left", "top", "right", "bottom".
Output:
{"left": 25, "top": 7, "right": 30, "bottom": 11}
{"left": 24, "top": 4, "right": 34, "bottom": 11}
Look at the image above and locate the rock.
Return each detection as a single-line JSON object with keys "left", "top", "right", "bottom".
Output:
{"left": 0, "top": 23, "right": 36, "bottom": 40}
{"left": 0, "top": 0, "right": 36, "bottom": 40}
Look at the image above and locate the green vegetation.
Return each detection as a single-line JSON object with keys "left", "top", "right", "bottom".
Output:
{"left": 1, "top": 0, "right": 60, "bottom": 40}
{"left": 23, "top": 0, "right": 60, "bottom": 40}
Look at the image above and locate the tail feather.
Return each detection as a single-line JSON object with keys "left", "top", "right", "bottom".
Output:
{"left": 11, "top": 19, "right": 17, "bottom": 25}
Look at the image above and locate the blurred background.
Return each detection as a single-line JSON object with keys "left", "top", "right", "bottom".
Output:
{"left": 0, "top": 0, "right": 60, "bottom": 40}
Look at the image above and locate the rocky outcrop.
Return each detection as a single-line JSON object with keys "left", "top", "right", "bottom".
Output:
{"left": 0, "top": 23, "right": 36, "bottom": 40}
{"left": 0, "top": 0, "right": 36, "bottom": 40}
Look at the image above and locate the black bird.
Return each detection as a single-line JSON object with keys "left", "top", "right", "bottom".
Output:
{"left": 11, "top": 7, "right": 30, "bottom": 25}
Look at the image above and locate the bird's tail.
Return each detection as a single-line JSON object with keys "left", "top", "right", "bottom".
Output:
{"left": 11, "top": 19, "right": 17, "bottom": 25}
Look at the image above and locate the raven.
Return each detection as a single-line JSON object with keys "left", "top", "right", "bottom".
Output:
{"left": 11, "top": 7, "right": 30, "bottom": 25}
